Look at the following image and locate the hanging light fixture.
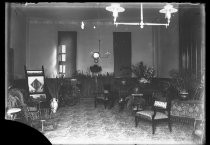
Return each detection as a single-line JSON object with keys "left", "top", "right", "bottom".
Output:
{"left": 105, "top": 3, "right": 178, "bottom": 28}
{"left": 106, "top": 3, "right": 125, "bottom": 23}
{"left": 91, "top": 40, "right": 101, "bottom": 63}
{"left": 159, "top": 3, "right": 178, "bottom": 24}
{"left": 90, "top": 3, "right": 111, "bottom": 64}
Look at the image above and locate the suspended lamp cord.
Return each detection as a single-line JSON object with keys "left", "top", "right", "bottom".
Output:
{"left": 140, "top": 3, "right": 143, "bottom": 23}
{"left": 97, "top": 3, "right": 101, "bottom": 53}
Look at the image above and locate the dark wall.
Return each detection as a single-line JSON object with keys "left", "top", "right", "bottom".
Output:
{"left": 10, "top": 4, "right": 27, "bottom": 79}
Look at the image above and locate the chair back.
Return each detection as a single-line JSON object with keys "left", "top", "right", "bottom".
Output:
{"left": 152, "top": 90, "right": 171, "bottom": 113}
{"left": 24, "top": 65, "right": 47, "bottom": 103}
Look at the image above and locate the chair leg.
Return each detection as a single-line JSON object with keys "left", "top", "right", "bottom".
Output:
{"left": 95, "top": 100, "right": 97, "bottom": 108}
{"left": 135, "top": 116, "right": 138, "bottom": 127}
{"left": 104, "top": 101, "right": 107, "bottom": 109}
{"left": 168, "top": 120, "right": 172, "bottom": 132}
{"left": 152, "top": 121, "right": 155, "bottom": 134}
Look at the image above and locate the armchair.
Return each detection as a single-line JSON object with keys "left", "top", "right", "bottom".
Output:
{"left": 135, "top": 90, "right": 172, "bottom": 134}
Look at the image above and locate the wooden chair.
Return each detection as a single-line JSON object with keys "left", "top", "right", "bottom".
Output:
{"left": 95, "top": 84, "right": 111, "bottom": 109}
{"left": 24, "top": 66, "right": 51, "bottom": 109}
{"left": 118, "top": 82, "right": 130, "bottom": 112}
{"left": 24, "top": 66, "right": 51, "bottom": 130}
{"left": 135, "top": 90, "right": 172, "bottom": 134}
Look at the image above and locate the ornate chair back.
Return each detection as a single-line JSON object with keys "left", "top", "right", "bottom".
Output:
{"left": 24, "top": 65, "right": 48, "bottom": 105}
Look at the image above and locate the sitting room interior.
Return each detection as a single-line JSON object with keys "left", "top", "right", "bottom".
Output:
{"left": 5, "top": 2, "right": 205, "bottom": 144}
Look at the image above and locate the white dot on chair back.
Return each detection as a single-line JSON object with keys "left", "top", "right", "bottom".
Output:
{"left": 154, "top": 101, "right": 167, "bottom": 109}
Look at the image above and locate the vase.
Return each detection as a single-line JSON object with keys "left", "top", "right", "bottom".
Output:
{"left": 50, "top": 98, "right": 58, "bottom": 113}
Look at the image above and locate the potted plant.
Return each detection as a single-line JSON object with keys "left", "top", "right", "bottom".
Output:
{"left": 131, "top": 61, "right": 155, "bottom": 83}
{"left": 169, "top": 69, "right": 198, "bottom": 100}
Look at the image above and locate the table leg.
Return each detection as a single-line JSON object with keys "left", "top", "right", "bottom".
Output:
{"left": 41, "top": 120, "right": 45, "bottom": 132}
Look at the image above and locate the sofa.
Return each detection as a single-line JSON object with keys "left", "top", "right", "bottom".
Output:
{"left": 170, "top": 99, "right": 204, "bottom": 124}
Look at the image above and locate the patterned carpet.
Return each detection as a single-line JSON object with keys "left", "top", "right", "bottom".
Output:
{"left": 43, "top": 99, "right": 198, "bottom": 144}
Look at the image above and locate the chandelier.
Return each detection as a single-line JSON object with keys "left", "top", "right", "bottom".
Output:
{"left": 90, "top": 3, "right": 111, "bottom": 64}
{"left": 106, "top": 3, "right": 178, "bottom": 28}
{"left": 91, "top": 39, "right": 111, "bottom": 63}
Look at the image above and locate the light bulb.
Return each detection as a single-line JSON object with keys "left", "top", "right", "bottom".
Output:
{"left": 81, "top": 21, "right": 84, "bottom": 29}
{"left": 93, "top": 52, "right": 100, "bottom": 59}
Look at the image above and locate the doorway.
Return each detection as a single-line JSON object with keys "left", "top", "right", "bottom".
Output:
{"left": 113, "top": 32, "right": 131, "bottom": 77}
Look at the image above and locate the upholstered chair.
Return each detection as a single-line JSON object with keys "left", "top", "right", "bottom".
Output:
{"left": 135, "top": 90, "right": 172, "bottom": 134}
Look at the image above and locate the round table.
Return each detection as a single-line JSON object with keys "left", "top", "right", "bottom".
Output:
{"left": 7, "top": 108, "right": 21, "bottom": 120}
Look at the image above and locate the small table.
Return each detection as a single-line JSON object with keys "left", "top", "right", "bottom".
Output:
{"left": 118, "top": 90, "right": 129, "bottom": 112}
{"left": 7, "top": 108, "right": 21, "bottom": 120}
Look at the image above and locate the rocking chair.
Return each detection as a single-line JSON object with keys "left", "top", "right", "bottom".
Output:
{"left": 24, "top": 66, "right": 51, "bottom": 130}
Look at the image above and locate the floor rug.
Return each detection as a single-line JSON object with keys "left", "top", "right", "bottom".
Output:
{"left": 43, "top": 99, "right": 199, "bottom": 144}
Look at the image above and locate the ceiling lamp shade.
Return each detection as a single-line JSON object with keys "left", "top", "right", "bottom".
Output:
{"left": 106, "top": 3, "right": 125, "bottom": 23}
{"left": 159, "top": 4, "right": 178, "bottom": 24}
{"left": 106, "top": 3, "right": 178, "bottom": 28}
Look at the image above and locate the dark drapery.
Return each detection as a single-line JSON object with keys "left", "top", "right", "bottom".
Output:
{"left": 179, "top": 4, "right": 204, "bottom": 79}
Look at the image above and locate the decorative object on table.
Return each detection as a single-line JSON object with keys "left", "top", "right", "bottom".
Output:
{"left": 169, "top": 69, "right": 200, "bottom": 100}
{"left": 90, "top": 64, "right": 102, "bottom": 74}
{"left": 139, "top": 77, "right": 149, "bottom": 83}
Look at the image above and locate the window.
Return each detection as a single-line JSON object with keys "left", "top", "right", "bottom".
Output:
{"left": 58, "top": 45, "right": 66, "bottom": 76}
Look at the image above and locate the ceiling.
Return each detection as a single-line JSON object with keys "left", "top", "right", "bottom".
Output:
{"left": 12, "top": 2, "right": 180, "bottom": 22}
